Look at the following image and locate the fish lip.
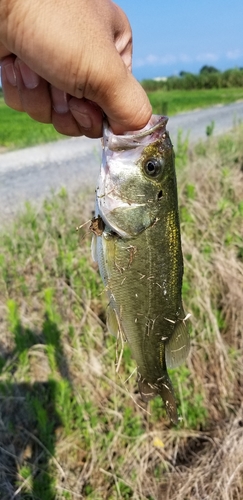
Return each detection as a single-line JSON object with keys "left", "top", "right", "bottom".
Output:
{"left": 103, "top": 115, "right": 168, "bottom": 151}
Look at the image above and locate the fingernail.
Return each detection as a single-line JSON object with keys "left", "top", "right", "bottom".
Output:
{"left": 54, "top": 101, "right": 69, "bottom": 113}
{"left": 51, "top": 88, "right": 69, "bottom": 114}
{"left": 70, "top": 107, "right": 92, "bottom": 129}
{"left": 3, "top": 63, "right": 17, "bottom": 86}
{"left": 17, "top": 60, "right": 40, "bottom": 89}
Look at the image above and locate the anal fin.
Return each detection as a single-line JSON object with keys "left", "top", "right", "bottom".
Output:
{"left": 165, "top": 315, "right": 190, "bottom": 369}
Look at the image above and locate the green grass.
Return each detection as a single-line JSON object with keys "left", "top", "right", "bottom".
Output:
{"left": 148, "top": 87, "right": 243, "bottom": 115}
{"left": 0, "top": 96, "right": 62, "bottom": 149}
{"left": 0, "top": 128, "right": 243, "bottom": 498}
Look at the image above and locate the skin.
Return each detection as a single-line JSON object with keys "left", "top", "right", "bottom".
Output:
{"left": 0, "top": 0, "right": 152, "bottom": 138}
{"left": 95, "top": 120, "right": 190, "bottom": 423}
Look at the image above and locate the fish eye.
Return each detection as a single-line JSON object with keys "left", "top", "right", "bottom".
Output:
{"left": 144, "top": 158, "right": 164, "bottom": 178}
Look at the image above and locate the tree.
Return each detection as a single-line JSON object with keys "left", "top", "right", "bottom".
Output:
{"left": 200, "top": 65, "right": 220, "bottom": 74}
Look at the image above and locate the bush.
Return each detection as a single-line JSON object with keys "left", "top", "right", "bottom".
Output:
{"left": 140, "top": 67, "right": 243, "bottom": 92}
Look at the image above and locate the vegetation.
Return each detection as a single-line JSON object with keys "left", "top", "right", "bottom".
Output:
{"left": 141, "top": 66, "right": 243, "bottom": 92}
{"left": 0, "top": 126, "right": 243, "bottom": 499}
{"left": 141, "top": 66, "right": 243, "bottom": 115}
{"left": 1, "top": 65, "right": 243, "bottom": 150}
{"left": 0, "top": 95, "right": 62, "bottom": 150}
{"left": 147, "top": 87, "right": 243, "bottom": 116}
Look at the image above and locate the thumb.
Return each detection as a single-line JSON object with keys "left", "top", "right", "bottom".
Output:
{"left": 85, "top": 52, "right": 152, "bottom": 134}
{"left": 104, "top": 69, "right": 152, "bottom": 134}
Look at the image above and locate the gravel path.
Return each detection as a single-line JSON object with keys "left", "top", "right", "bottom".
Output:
{"left": 1, "top": 101, "right": 243, "bottom": 225}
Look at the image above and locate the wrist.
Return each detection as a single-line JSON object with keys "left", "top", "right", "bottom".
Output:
{"left": 0, "top": 0, "right": 15, "bottom": 37}
{"left": 0, "top": 0, "right": 30, "bottom": 51}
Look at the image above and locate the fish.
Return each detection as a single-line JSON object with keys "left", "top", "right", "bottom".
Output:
{"left": 91, "top": 115, "right": 190, "bottom": 424}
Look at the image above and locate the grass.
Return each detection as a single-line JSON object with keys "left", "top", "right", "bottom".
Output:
{"left": 1, "top": 87, "right": 243, "bottom": 149}
{"left": 0, "top": 127, "right": 243, "bottom": 499}
{"left": 148, "top": 87, "right": 243, "bottom": 116}
{"left": 0, "top": 95, "right": 62, "bottom": 150}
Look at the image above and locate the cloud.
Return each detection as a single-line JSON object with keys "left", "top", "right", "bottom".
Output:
{"left": 134, "top": 53, "right": 177, "bottom": 67}
{"left": 134, "top": 51, "right": 219, "bottom": 68}
{"left": 179, "top": 53, "right": 192, "bottom": 63}
{"left": 134, "top": 49, "right": 243, "bottom": 70}
{"left": 226, "top": 49, "right": 242, "bottom": 60}
{"left": 195, "top": 52, "right": 219, "bottom": 63}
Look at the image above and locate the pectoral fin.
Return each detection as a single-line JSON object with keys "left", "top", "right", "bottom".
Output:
{"left": 106, "top": 305, "right": 119, "bottom": 337}
{"left": 165, "top": 317, "right": 190, "bottom": 369}
{"left": 91, "top": 234, "right": 98, "bottom": 262}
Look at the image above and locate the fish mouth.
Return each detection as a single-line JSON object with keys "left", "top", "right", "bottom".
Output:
{"left": 103, "top": 115, "right": 168, "bottom": 151}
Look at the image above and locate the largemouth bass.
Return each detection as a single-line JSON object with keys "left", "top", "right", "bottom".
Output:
{"left": 92, "top": 115, "right": 190, "bottom": 424}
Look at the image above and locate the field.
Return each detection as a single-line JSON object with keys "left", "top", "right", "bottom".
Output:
{"left": 148, "top": 87, "right": 243, "bottom": 116}
{"left": 0, "top": 94, "right": 62, "bottom": 150}
{"left": 0, "top": 126, "right": 243, "bottom": 499}
{"left": 1, "top": 87, "right": 243, "bottom": 149}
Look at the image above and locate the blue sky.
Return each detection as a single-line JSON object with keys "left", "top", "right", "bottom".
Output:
{"left": 116, "top": 0, "right": 243, "bottom": 80}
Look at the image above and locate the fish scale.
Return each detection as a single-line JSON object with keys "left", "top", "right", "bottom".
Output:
{"left": 92, "top": 115, "right": 190, "bottom": 424}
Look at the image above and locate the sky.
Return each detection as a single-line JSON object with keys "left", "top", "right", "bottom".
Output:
{"left": 116, "top": 0, "right": 243, "bottom": 81}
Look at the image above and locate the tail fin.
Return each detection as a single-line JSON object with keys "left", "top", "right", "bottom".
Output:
{"left": 138, "top": 373, "right": 178, "bottom": 424}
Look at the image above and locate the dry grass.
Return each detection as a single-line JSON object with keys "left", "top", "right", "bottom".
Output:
{"left": 0, "top": 127, "right": 243, "bottom": 499}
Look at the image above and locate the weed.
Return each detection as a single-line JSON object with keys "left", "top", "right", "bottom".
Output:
{"left": 175, "top": 129, "right": 190, "bottom": 169}
{"left": 206, "top": 120, "right": 215, "bottom": 137}
{"left": 185, "top": 183, "right": 196, "bottom": 200}
{"left": 174, "top": 367, "right": 208, "bottom": 429}
{"left": 0, "top": 128, "right": 243, "bottom": 499}
{"left": 194, "top": 140, "right": 207, "bottom": 156}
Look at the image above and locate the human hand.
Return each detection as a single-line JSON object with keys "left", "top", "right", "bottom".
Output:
{"left": 0, "top": 0, "right": 151, "bottom": 138}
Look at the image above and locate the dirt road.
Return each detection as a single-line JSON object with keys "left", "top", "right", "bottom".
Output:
{"left": 1, "top": 101, "right": 243, "bottom": 224}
